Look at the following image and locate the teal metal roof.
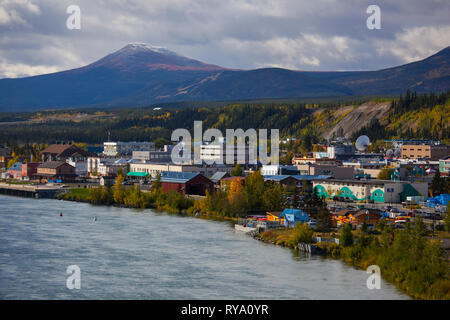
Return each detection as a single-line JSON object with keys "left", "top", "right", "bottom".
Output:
{"left": 127, "top": 171, "right": 148, "bottom": 177}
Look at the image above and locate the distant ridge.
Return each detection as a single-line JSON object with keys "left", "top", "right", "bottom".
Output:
{"left": 0, "top": 44, "right": 449, "bottom": 111}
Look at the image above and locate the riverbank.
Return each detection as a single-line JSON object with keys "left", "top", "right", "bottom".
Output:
{"left": 256, "top": 226, "right": 450, "bottom": 300}
{"left": 16, "top": 184, "right": 450, "bottom": 299}
{"left": 58, "top": 187, "right": 238, "bottom": 223}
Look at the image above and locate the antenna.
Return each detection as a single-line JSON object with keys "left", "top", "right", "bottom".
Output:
{"left": 355, "top": 135, "right": 370, "bottom": 152}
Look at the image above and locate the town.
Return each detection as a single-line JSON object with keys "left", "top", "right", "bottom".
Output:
{"left": 0, "top": 136, "right": 448, "bottom": 228}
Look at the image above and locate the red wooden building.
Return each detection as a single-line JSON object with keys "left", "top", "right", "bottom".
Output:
{"left": 159, "top": 172, "right": 214, "bottom": 196}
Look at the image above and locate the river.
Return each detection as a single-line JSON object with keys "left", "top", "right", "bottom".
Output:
{"left": 0, "top": 195, "right": 408, "bottom": 299}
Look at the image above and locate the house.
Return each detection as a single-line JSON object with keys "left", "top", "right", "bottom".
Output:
{"left": 40, "top": 144, "right": 92, "bottom": 162}
{"left": 21, "top": 162, "right": 41, "bottom": 179}
{"left": 266, "top": 211, "right": 285, "bottom": 224}
{"left": 100, "top": 176, "right": 115, "bottom": 186}
{"left": 158, "top": 171, "right": 214, "bottom": 196}
{"left": 6, "top": 162, "right": 23, "bottom": 179}
{"left": 352, "top": 209, "right": 382, "bottom": 225}
{"left": 280, "top": 208, "right": 309, "bottom": 228}
{"left": 332, "top": 209, "right": 357, "bottom": 225}
{"left": 210, "top": 171, "right": 230, "bottom": 184}
{"left": 263, "top": 175, "right": 299, "bottom": 187}
{"left": 35, "top": 161, "right": 76, "bottom": 182}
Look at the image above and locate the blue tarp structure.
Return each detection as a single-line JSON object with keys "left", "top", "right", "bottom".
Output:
{"left": 427, "top": 194, "right": 450, "bottom": 207}
{"left": 280, "top": 208, "right": 309, "bottom": 228}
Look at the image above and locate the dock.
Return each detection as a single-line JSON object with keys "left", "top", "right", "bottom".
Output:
{"left": 0, "top": 183, "right": 64, "bottom": 199}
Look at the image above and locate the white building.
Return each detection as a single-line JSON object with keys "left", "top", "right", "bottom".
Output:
{"left": 312, "top": 179, "right": 428, "bottom": 203}
{"left": 66, "top": 158, "right": 87, "bottom": 176}
{"left": 200, "top": 143, "right": 250, "bottom": 165}
{"left": 129, "top": 162, "right": 230, "bottom": 178}
{"left": 87, "top": 157, "right": 127, "bottom": 176}
{"left": 103, "top": 141, "right": 155, "bottom": 156}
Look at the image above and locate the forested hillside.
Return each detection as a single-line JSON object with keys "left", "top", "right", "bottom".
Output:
{"left": 0, "top": 91, "right": 449, "bottom": 150}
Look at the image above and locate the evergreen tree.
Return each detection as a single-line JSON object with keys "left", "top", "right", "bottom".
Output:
{"left": 340, "top": 223, "right": 353, "bottom": 247}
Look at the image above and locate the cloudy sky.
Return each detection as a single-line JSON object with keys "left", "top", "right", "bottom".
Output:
{"left": 0, "top": 0, "right": 449, "bottom": 78}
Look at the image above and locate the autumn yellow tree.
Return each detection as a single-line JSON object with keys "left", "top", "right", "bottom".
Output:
{"left": 113, "top": 174, "right": 125, "bottom": 205}
{"left": 228, "top": 177, "right": 243, "bottom": 203}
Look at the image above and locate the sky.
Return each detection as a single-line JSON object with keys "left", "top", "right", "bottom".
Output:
{"left": 0, "top": 0, "right": 449, "bottom": 78}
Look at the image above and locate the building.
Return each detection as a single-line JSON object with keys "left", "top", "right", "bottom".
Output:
{"left": 292, "top": 157, "right": 338, "bottom": 166}
{"left": 35, "top": 161, "right": 76, "bottom": 182}
{"left": 439, "top": 158, "right": 450, "bottom": 176}
{"left": 200, "top": 141, "right": 251, "bottom": 165}
{"left": 279, "top": 209, "right": 308, "bottom": 228}
{"left": 352, "top": 209, "right": 382, "bottom": 226}
{"left": 263, "top": 175, "right": 300, "bottom": 188}
{"left": 332, "top": 209, "right": 357, "bottom": 226}
{"left": 158, "top": 171, "right": 214, "bottom": 196}
{"left": 21, "top": 162, "right": 40, "bottom": 179}
{"left": 98, "top": 159, "right": 128, "bottom": 176}
{"left": 210, "top": 171, "right": 230, "bottom": 184}
{"left": 132, "top": 149, "right": 172, "bottom": 163}
{"left": 266, "top": 211, "right": 285, "bottom": 224}
{"left": 261, "top": 165, "right": 299, "bottom": 176}
{"left": 40, "top": 144, "right": 92, "bottom": 162}
{"left": 326, "top": 144, "right": 355, "bottom": 159}
{"left": 130, "top": 162, "right": 229, "bottom": 178}
{"left": 296, "top": 164, "right": 354, "bottom": 179}
{"left": 103, "top": 141, "right": 155, "bottom": 156}
{"left": 401, "top": 144, "right": 450, "bottom": 160}
{"left": 6, "top": 162, "right": 22, "bottom": 179}
{"left": 87, "top": 157, "right": 128, "bottom": 177}
{"left": 313, "top": 179, "right": 428, "bottom": 203}
{"left": 66, "top": 158, "right": 87, "bottom": 177}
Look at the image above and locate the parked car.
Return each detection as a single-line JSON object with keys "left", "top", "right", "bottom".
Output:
{"left": 307, "top": 219, "right": 317, "bottom": 229}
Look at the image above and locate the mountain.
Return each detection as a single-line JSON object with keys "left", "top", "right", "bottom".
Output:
{"left": 0, "top": 44, "right": 449, "bottom": 111}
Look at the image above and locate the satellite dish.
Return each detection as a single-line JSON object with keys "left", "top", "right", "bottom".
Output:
{"left": 386, "top": 149, "right": 394, "bottom": 157}
{"left": 355, "top": 135, "right": 370, "bottom": 151}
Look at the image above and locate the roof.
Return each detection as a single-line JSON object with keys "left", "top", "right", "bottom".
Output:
{"left": 263, "top": 174, "right": 332, "bottom": 182}
{"left": 267, "top": 211, "right": 283, "bottom": 217}
{"left": 40, "top": 144, "right": 73, "bottom": 155}
{"left": 160, "top": 171, "right": 201, "bottom": 183}
{"left": 40, "top": 144, "right": 92, "bottom": 158}
{"left": 127, "top": 171, "right": 148, "bottom": 177}
{"left": 280, "top": 208, "right": 308, "bottom": 218}
{"left": 7, "top": 162, "right": 22, "bottom": 171}
{"left": 38, "top": 161, "right": 71, "bottom": 169}
{"left": 333, "top": 209, "right": 357, "bottom": 216}
{"left": 263, "top": 175, "right": 295, "bottom": 182}
{"left": 291, "top": 175, "right": 332, "bottom": 180}
{"left": 353, "top": 209, "right": 382, "bottom": 218}
{"left": 210, "top": 171, "right": 229, "bottom": 183}
{"left": 221, "top": 176, "right": 245, "bottom": 182}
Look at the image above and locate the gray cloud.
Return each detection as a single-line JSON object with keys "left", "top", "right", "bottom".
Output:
{"left": 0, "top": 0, "right": 449, "bottom": 78}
